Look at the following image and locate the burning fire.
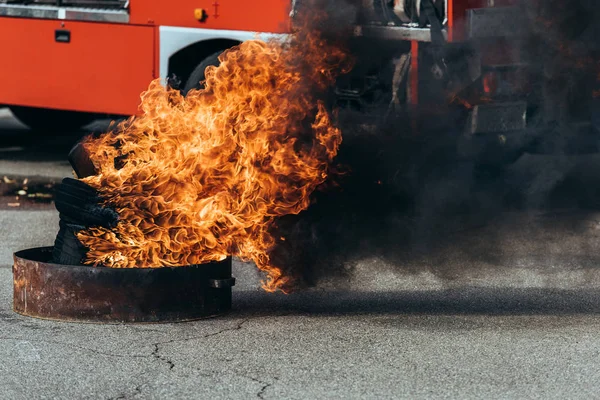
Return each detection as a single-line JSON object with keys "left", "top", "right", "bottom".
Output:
{"left": 76, "top": 29, "right": 351, "bottom": 292}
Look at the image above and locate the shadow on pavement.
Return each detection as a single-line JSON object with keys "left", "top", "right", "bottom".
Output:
{"left": 232, "top": 288, "right": 600, "bottom": 316}
{"left": 0, "top": 109, "right": 112, "bottom": 163}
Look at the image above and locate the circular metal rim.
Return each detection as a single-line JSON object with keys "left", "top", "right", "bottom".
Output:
{"left": 13, "top": 247, "right": 234, "bottom": 324}
{"left": 13, "top": 248, "right": 230, "bottom": 271}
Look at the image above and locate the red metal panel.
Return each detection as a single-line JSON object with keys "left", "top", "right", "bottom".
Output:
{"left": 410, "top": 41, "right": 419, "bottom": 135}
{"left": 410, "top": 41, "right": 419, "bottom": 106}
{"left": 129, "top": 0, "right": 291, "bottom": 33}
{"left": 0, "top": 17, "right": 155, "bottom": 115}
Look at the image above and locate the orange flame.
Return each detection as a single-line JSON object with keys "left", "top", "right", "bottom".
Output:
{"left": 76, "top": 30, "right": 351, "bottom": 292}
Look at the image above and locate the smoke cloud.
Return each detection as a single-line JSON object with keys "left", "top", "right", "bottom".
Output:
{"left": 268, "top": 0, "right": 600, "bottom": 290}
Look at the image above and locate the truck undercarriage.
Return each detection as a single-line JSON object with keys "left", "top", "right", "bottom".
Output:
{"left": 331, "top": 0, "right": 599, "bottom": 167}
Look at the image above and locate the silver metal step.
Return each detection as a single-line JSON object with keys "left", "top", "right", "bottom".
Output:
{"left": 467, "top": 6, "right": 525, "bottom": 39}
{"left": 354, "top": 24, "right": 447, "bottom": 43}
{"left": 0, "top": 3, "right": 128, "bottom": 23}
{"left": 466, "top": 102, "right": 527, "bottom": 135}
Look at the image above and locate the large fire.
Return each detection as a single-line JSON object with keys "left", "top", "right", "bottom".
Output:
{"left": 76, "top": 28, "right": 350, "bottom": 292}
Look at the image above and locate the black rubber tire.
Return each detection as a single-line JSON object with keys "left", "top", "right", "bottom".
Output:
{"left": 10, "top": 106, "right": 96, "bottom": 133}
{"left": 57, "top": 178, "right": 100, "bottom": 201}
{"left": 182, "top": 51, "right": 224, "bottom": 95}
{"left": 52, "top": 178, "right": 118, "bottom": 265}
{"left": 54, "top": 179, "right": 118, "bottom": 228}
{"left": 54, "top": 197, "right": 119, "bottom": 228}
{"left": 52, "top": 220, "right": 88, "bottom": 265}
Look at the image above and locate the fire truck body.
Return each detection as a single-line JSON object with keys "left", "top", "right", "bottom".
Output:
{"left": 0, "top": 0, "right": 595, "bottom": 134}
{"left": 0, "top": 0, "right": 290, "bottom": 123}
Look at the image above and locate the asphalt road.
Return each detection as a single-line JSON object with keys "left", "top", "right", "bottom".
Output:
{"left": 1, "top": 108, "right": 600, "bottom": 399}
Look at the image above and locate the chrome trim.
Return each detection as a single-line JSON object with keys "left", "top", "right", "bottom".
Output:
{"left": 0, "top": 4, "right": 129, "bottom": 23}
{"left": 354, "top": 24, "right": 447, "bottom": 42}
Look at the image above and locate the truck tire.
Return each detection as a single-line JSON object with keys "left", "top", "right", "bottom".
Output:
{"left": 182, "top": 51, "right": 224, "bottom": 95}
{"left": 57, "top": 177, "right": 99, "bottom": 201}
{"left": 10, "top": 106, "right": 96, "bottom": 133}
{"left": 52, "top": 219, "right": 88, "bottom": 265}
{"left": 54, "top": 178, "right": 119, "bottom": 228}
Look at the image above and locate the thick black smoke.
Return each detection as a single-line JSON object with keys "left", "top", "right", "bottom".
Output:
{"left": 269, "top": 0, "right": 600, "bottom": 290}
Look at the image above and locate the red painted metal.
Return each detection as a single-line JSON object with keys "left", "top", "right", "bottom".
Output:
{"left": 0, "top": 17, "right": 155, "bottom": 115}
{"left": 0, "top": 0, "right": 292, "bottom": 116}
{"left": 129, "top": 0, "right": 291, "bottom": 33}
{"left": 410, "top": 41, "right": 420, "bottom": 106}
{"left": 410, "top": 41, "right": 420, "bottom": 135}
{"left": 447, "top": 0, "right": 455, "bottom": 41}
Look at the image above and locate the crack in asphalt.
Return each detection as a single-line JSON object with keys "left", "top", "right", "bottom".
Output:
{"left": 247, "top": 376, "right": 275, "bottom": 399}
{"left": 233, "top": 373, "right": 280, "bottom": 399}
{"left": 201, "top": 318, "right": 249, "bottom": 339}
{"left": 150, "top": 318, "right": 250, "bottom": 371}
{"left": 195, "top": 370, "right": 278, "bottom": 399}
{"left": 152, "top": 343, "right": 175, "bottom": 370}
{"left": 257, "top": 382, "right": 272, "bottom": 399}
{"left": 1, "top": 319, "right": 251, "bottom": 373}
{"left": 108, "top": 384, "right": 143, "bottom": 400}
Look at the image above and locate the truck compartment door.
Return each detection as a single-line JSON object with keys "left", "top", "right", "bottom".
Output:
{"left": 0, "top": 18, "right": 155, "bottom": 116}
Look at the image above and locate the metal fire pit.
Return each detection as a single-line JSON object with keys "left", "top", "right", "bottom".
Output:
{"left": 13, "top": 247, "right": 235, "bottom": 323}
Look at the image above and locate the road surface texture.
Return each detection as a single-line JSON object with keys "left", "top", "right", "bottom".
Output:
{"left": 2, "top": 109, "right": 600, "bottom": 399}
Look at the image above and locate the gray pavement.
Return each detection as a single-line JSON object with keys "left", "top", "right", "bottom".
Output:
{"left": 2, "top": 221, "right": 600, "bottom": 399}
{"left": 2, "top": 274, "right": 600, "bottom": 399}
{"left": 2, "top": 109, "right": 600, "bottom": 399}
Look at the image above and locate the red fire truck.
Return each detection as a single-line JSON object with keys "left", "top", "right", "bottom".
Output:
{"left": 0, "top": 0, "right": 291, "bottom": 130}
{"left": 0, "top": 0, "right": 596, "bottom": 134}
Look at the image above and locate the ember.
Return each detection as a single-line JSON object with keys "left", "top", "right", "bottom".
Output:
{"left": 75, "top": 20, "right": 351, "bottom": 292}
